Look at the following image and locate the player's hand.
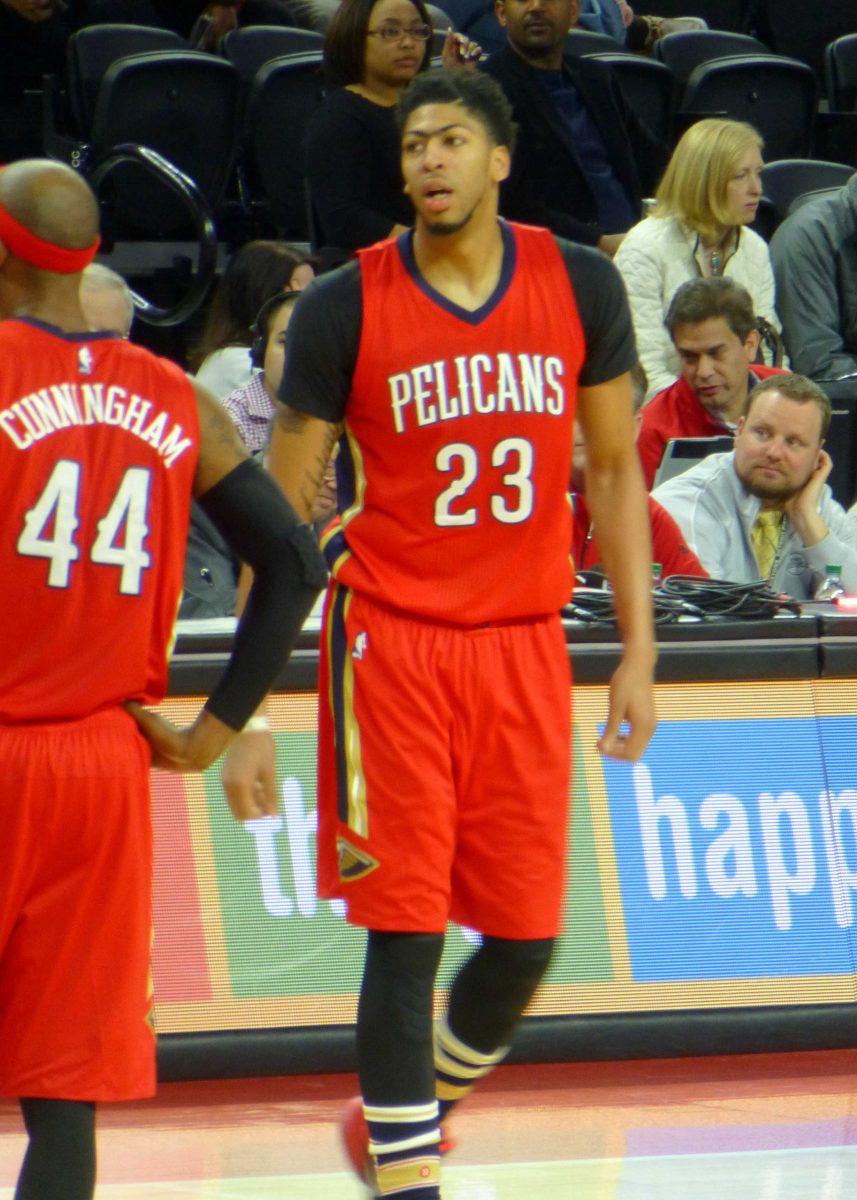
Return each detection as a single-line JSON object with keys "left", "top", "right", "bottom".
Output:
{"left": 441, "top": 27, "right": 483, "bottom": 69}
{"left": 221, "top": 731, "right": 278, "bottom": 820}
{"left": 597, "top": 655, "right": 656, "bottom": 761}
{"left": 125, "top": 703, "right": 235, "bottom": 772}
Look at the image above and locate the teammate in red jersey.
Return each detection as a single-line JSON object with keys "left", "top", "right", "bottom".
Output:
{"left": 0, "top": 159, "right": 326, "bottom": 1200}
{"left": 225, "top": 70, "right": 656, "bottom": 1200}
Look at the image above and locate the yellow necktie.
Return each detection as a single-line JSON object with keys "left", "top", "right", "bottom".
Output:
{"left": 751, "top": 510, "right": 783, "bottom": 578}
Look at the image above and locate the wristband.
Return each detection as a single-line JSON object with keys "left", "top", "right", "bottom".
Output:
{"left": 244, "top": 714, "right": 269, "bottom": 732}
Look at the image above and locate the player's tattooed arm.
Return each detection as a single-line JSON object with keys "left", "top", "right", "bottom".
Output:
{"left": 268, "top": 403, "right": 342, "bottom": 525}
{"left": 191, "top": 378, "right": 250, "bottom": 496}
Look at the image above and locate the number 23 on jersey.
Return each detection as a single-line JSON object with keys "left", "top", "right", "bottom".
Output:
{"left": 434, "top": 436, "right": 534, "bottom": 527}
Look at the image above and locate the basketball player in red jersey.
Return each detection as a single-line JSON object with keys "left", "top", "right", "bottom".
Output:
{"left": 225, "top": 70, "right": 656, "bottom": 1199}
{"left": 0, "top": 159, "right": 326, "bottom": 1200}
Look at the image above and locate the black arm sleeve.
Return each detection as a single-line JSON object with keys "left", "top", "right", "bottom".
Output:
{"left": 197, "top": 459, "right": 328, "bottom": 730}
{"left": 555, "top": 238, "right": 638, "bottom": 386}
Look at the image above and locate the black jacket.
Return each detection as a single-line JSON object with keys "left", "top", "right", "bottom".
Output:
{"left": 483, "top": 44, "right": 667, "bottom": 245}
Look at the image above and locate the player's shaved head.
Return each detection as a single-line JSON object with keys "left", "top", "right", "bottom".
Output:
{"left": 0, "top": 159, "right": 99, "bottom": 254}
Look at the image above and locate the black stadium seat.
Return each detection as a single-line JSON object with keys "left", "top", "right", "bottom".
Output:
{"left": 678, "top": 54, "right": 817, "bottom": 161}
{"left": 825, "top": 34, "right": 857, "bottom": 113}
{"left": 243, "top": 52, "right": 326, "bottom": 241}
{"left": 587, "top": 53, "right": 676, "bottom": 146}
{"left": 221, "top": 25, "right": 324, "bottom": 82}
{"left": 654, "top": 29, "right": 767, "bottom": 85}
{"left": 753, "top": 159, "right": 855, "bottom": 240}
{"left": 564, "top": 28, "right": 619, "bottom": 56}
{"left": 65, "top": 23, "right": 188, "bottom": 137}
{"left": 88, "top": 52, "right": 241, "bottom": 231}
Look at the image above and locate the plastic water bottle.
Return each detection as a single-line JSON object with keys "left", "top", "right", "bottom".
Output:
{"left": 815, "top": 564, "right": 845, "bottom": 601}
{"left": 651, "top": 562, "right": 663, "bottom": 588}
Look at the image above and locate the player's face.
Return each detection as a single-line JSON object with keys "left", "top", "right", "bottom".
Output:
{"left": 723, "top": 144, "right": 763, "bottom": 227}
{"left": 495, "top": 0, "right": 580, "bottom": 59}
{"left": 362, "top": 0, "right": 427, "bottom": 92}
{"left": 734, "top": 391, "right": 824, "bottom": 503}
{"left": 263, "top": 301, "right": 296, "bottom": 401}
{"left": 401, "top": 102, "right": 510, "bottom": 236}
{"left": 673, "top": 317, "right": 758, "bottom": 422}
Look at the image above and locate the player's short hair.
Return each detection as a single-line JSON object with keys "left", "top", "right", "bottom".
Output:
{"left": 397, "top": 69, "right": 517, "bottom": 154}
{"left": 324, "top": 0, "right": 433, "bottom": 87}
{"left": 665, "top": 277, "right": 757, "bottom": 344}
{"left": 744, "top": 373, "right": 832, "bottom": 439}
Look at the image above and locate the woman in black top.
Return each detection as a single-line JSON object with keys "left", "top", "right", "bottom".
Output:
{"left": 306, "top": 0, "right": 480, "bottom": 256}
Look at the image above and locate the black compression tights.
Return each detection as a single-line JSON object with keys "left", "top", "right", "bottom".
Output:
{"left": 16, "top": 1098, "right": 96, "bottom": 1200}
{"left": 445, "top": 935, "right": 556, "bottom": 1053}
{"left": 357, "top": 931, "right": 445, "bottom": 1106}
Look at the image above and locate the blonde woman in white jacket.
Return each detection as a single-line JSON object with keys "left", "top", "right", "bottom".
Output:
{"left": 615, "top": 118, "right": 784, "bottom": 400}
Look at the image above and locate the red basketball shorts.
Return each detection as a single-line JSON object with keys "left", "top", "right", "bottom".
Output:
{"left": 316, "top": 586, "right": 572, "bottom": 938}
{"left": 0, "top": 708, "right": 156, "bottom": 1102}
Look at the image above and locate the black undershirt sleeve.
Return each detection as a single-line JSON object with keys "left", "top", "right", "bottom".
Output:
{"left": 197, "top": 459, "right": 328, "bottom": 730}
{"left": 554, "top": 237, "right": 638, "bottom": 387}
{"left": 278, "top": 264, "right": 363, "bottom": 423}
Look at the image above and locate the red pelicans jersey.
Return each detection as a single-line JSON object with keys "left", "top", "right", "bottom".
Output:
{"left": 0, "top": 319, "right": 198, "bottom": 722}
{"left": 321, "top": 224, "right": 584, "bottom": 624}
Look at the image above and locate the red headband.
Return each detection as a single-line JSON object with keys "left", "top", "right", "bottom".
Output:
{"left": 0, "top": 199, "right": 100, "bottom": 273}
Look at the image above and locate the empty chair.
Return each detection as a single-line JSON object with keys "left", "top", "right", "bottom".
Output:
{"left": 243, "top": 53, "right": 326, "bottom": 241}
{"left": 654, "top": 29, "right": 767, "bottom": 85}
{"left": 87, "top": 51, "right": 241, "bottom": 236}
{"left": 825, "top": 34, "right": 857, "bottom": 112}
{"left": 588, "top": 53, "right": 676, "bottom": 145}
{"left": 65, "top": 23, "right": 188, "bottom": 136}
{"left": 564, "top": 28, "right": 619, "bottom": 56}
{"left": 753, "top": 158, "right": 855, "bottom": 239}
{"left": 679, "top": 55, "right": 817, "bottom": 161}
{"left": 221, "top": 25, "right": 324, "bottom": 81}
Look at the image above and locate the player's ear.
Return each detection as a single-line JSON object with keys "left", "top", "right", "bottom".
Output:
{"left": 494, "top": 0, "right": 507, "bottom": 27}
{"left": 491, "top": 145, "right": 511, "bottom": 184}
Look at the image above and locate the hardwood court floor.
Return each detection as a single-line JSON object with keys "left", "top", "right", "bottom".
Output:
{"left": 1, "top": 1051, "right": 855, "bottom": 1197}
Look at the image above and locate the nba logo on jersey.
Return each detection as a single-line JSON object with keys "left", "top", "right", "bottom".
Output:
{"left": 352, "top": 632, "right": 368, "bottom": 660}
{"left": 77, "top": 346, "right": 94, "bottom": 375}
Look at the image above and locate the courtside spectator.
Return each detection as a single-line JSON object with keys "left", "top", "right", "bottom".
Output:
{"left": 190, "top": 240, "right": 314, "bottom": 399}
{"left": 615, "top": 119, "right": 784, "bottom": 398}
{"left": 637, "top": 278, "right": 786, "bottom": 487}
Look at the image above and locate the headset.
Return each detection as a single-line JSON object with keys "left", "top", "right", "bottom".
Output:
{"left": 249, "top": 289, "right": 302, "bottom": 370}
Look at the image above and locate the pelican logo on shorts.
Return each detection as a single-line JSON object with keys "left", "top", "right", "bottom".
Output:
{"left": 337, "top": 835, "right": 379, "bottom": 881}
{"left": 77, "top": 345, "right": 94, "bottom": 375}
{"left": 352, "top": 631, "right": 368, "bottom": 660}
